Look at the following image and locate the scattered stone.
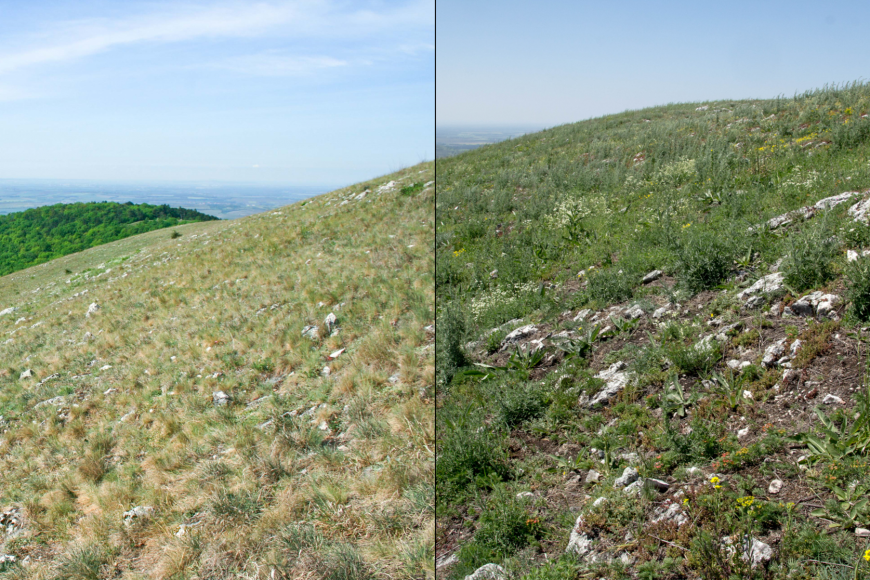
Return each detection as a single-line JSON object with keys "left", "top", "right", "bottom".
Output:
{"left": 212, "top": 391, "right": 231, "bottom": 406}
{"left": 388, "top": 373, "right": 400, "bottom": 384}
{"left": 619, "top": 452, "right": 640, "bottom": 465}
{"left": 642, "top": 270, "right": 663, "bottom": 284}
{"left": 489, "top": 269, "right": 498, "bottom": 279}
{"left": 624, "top": 305, "right": 645, "bottom": 319}
{"left": 856, "top": 528, "right": 870, "bottom": 538}
{"left": 566, "top": 515, "right": 595, "bottom": 558}
{"left": 652, "top": 307, "right": 670, "bottom": 319}
{"left": 19, "top": 369, "right": 32, "bottom": 380}
{"left": 744, "top": 295, "right": 765, "bottom": 309}
{"left": 86, "top": 302, "right": 100, "bottom": 317}
{"left": 823, "top": 394, "right": 844, "bottom": 405}
{"left": 573, "top": 309, "right": 592, "bottom": 322}
{"left": 588, "top": 362, "right": 630, "bottom": 407}
{"left": 849, "top": 197, "right": 870, "bottom": 222}
{"left": 651, "top": 500, "right": 689, "bottom": 526}
{"left": 436, "top": 553, "right": 459, "bottom": 570}
{"left": 327, "top": 348, "right": 345, "bottom": 360}
{"left": 685, "top": 466, "right": 703, "bottom": 478}
{"left": 321, "top": 366, "right": 331, "bottom": 376}
{"left": 99, "top": 365, "right": 112, "bottom": 371}
{"left": 768, "top": 479, "right": 783, "bottom": 494}
{"left": 0, "top": 508, "right": 23, "bottom": 536}
{"left": 301, "top": 325, "right": 319, "bottom": 340}
{"left": 123, "top": 505, "right": 154, "bottom": 526}
{"left": 585, "top": 470, "right": 601, "bottom": 484}
{"left": 614, "top": 466, "right": 639, "bottom": 488}
{"left": 790, "top": 291, "right": 842, "bottom": 319}
{"left": 737, "top": 427, "right": 750, "bottom": 440}
{"left": 727, "top": 359, "right": 742, "bottom": 370}
{"left": 623, "top": 479, "right": 644, "bottom": 496}
{"left": 847, "top": 249, "right": 870, "bottom": 262}
{"left": 516, "top": 491, "right": 535, "bottom": 500}
{"left": 592, "top": 497, "right": 607, "bottom": 508}
{"left": 747, "top": 538, "right": 773, "bottom": 568}
{"left": 762, "top": 338, "right": 787, "bottom": 368}
{"left": 737, "top": 273, "right": 784, "bottom": 300}
{"left": 790, "top": 339, "right": 803, "bottom": 356}
{"left": 696, "top": 105, "right": 709, "bottom": 111}
{"left": 324, "top": 312, "right": 337, "bottom": 330}
{"left": 645, "top": 478, "right": 670, "bottom": 493}
{"left": 0, "top": 307, "right": 14, "bottom": 316}
{"left": 502, "top": 324, "right": 537, "bottom": 347}
{"left": 815, "top": 191, "right": 862, "bottom": 210}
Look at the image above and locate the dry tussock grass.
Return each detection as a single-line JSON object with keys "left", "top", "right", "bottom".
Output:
{"left": 0, "top": 162, "right": 434, "bottom": 578}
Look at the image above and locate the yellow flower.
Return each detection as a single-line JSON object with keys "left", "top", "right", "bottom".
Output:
{"left": 737, "top": 496, "right": 755, "bottom": 508}
{"left": 864, "top": 548, "right": 870, "bottom": 562}
{"left": 682, "top": 498, "right": 689, "bottom": 505}
{"left": 710, "top": 476, "right": 720, "bottom": 484}
{"left": 714, "top": 485, "right": 722, "bottom": 490}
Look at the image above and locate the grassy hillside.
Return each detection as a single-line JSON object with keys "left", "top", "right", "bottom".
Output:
{"left": 436, "top": 82, "right": 870, "bottom": 579}
{"left": 0, "top": 202, "right": 218, "bottom": 277}
{"left": 0, "top": 164, "right": 434, "bottom": 579}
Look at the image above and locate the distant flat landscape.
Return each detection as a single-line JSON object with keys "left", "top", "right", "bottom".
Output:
{"left": 435, "top": 125, "right": 545, "bottom": 158}
{"left": 0, "top": 180, "right": 336, "bottom": 219}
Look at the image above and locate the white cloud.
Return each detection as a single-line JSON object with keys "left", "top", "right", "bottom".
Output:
{"left": 0, "top": 0, "right": 433, "bottom": 76}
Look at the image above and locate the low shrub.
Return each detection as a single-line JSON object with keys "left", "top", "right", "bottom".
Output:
{"left": 435, "top": 405, "right": 509, "bottom": 508}
{"left": 457, "top": 485, "right": 539, "bottom": 571}
{"left": 781, "top": 223, "right": 839, "bottom": 292}
{"left": 675, "top": 230, "right": 733, "bottom": 293}
{"left": 846, "top": 254, "right": 870, "bottom": 322}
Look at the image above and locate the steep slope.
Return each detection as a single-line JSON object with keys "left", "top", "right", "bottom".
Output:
{"left": 0, "top": 163, "right": 434, "bottom": 579}
{"left": 436, "top": 83, "right": 870, "bottom": 579}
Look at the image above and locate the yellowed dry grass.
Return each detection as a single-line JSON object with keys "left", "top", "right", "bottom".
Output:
{"left": 0, "top": 163, "right": 434, "bottom": 578}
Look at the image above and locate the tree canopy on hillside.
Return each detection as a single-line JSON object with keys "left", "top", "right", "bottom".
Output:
{"left": 0, "top": 201, "right": 218, "bottom": 276}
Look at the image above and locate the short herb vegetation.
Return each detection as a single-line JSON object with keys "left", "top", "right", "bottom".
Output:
{"left": 436, "top": 83, "right": 870, "bottom": 578}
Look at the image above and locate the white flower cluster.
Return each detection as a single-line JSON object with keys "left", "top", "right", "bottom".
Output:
{"left": 778, "top": 165, "right": 820, "bottom": 192}
{"left": 654, "top": 157, "right": 697, "bottom": 184}
{"left": 469, "top": 282, "right": 539, "bottom": 321}
{"left": 546, "top": 195, "right": 611, "bottom": 229}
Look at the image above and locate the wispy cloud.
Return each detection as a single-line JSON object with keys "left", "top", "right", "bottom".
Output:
{"left": 0, "top": 0, "right": 432, "bottom": 76}
{"left": 216, "top": 52, "right": 347, "bottom": 77}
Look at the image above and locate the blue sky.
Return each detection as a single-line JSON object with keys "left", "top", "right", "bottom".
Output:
{"left": 0, "top": 0, "right": 433, "bottom": 185}
{"left": 437, "top": 0, "right": 870, "bottom": 128}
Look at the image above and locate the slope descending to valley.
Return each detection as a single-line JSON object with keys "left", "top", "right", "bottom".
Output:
{"left": 436, "top": 83, "right": 870, "bottom": 579}
{"left": 0, "top": 163, "right": 434, "bottom": 579}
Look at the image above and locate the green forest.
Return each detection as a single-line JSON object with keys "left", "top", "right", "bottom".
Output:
{"left": 0, "top": 201, "right": 218, "bottom": 276}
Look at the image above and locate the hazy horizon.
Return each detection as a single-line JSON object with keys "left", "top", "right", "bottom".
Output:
{"left": 436, "top": 0, "right": 870, "bottom": 127}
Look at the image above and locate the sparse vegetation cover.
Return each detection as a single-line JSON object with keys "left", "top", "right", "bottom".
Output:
{"left": 436, "top": 82, "right": 870, "bottom": 578}
{"left": 0, "top": 165, "right": 434, "bottom": 578}
{"left": 0, "top": 202, "right": 219, "bottom": 277}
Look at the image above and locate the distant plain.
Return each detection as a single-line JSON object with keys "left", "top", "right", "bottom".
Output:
{"left": 0, "top": 180, "right": 337, "bottom": 219}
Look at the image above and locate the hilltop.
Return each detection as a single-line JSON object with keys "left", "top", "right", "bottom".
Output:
{"left": 436, "top": 82, "right": 870, "bottom": 579}
{"left": 0, "top": 163, "right": 434, "bottom": 579}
